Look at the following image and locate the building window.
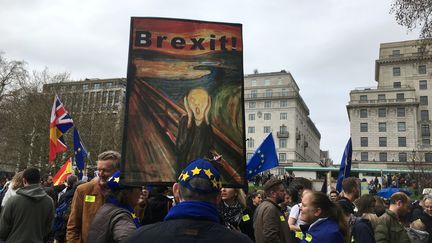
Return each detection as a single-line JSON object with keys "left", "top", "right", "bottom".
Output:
{"left": 421, "top": 110, "right": 429, "bottom": 121}
{"left": 379, "top": 152, "right": 387, "bottom": 162}
{"left": 265, "top": 89, "right": 272, "bottom": 97}
{"left": 83, "top": 84, "right": 89, "bottom": 90}
{"left": 248, "top": 127, "right": 255, "bottom": 133}
{"left": 264, "top": 126, "right": 271, "bottom": 133}
{"left": 378, "top": 108, "right": 386, "bottom": 118}
{"left": 251, "top": 80, "right": 256, "bottom": 86}
{"left": 281, "top": 88, "right": 289, "bottom": 96}
{"left": 360, "top": 109, "right": 368, "bottom": 118}
{"left": 423, "top": 138, "right": 431, "bottom": 145}
{"left": 420, "top": 96, "right": 428, "bottom": 105}
{"left": 393, "top": 82, "right": 401, "bottom": 88}
{"left": 106, "top": 82, "right": 112, "bottom": 88}
{"left": 280, "top": 125, "right": 287, "bottom": 133}
{"left": 360, "top": 123, "right": 368, "bottom": 132}
{"left": 247, "top": 138, "right": 254, "bottom": 148}
{"left": 248, "top": 114, "right": 255, "bottom": 121}
{"left": 396, "top": 93, "right": 405, "bottom": 101}
{"left": 264, "top": 100, "right": 272, "bottom": 108}
{"left": 251, "top": 89, "right": 257, "bottom": 98}
{"left": 379, "top": 122, "right": 387, "bottom": 132}
{"left": 419, "top": 80, "right": 428, "bottom": 90}
{"left": 399, "top": 152, "right": 407, "bottom": 162}
{"left": 379, "top": 137, "right": 387, "bottom": 147}
{"left": 280, "top": 113, "right": 287, "bottom": 120}
{"left": 361, "top": 152, "right": 368, "bottom": 161}
{"left": 264, "top": 113, "right": 271, "bottom": 120}
{"left": 94, "top": 83, "right": 101, "bottom": 89}
{"left": 398, "top": 137, "right": 407, "bottom": 147}
{"left": 397, "top": 107, "right": 405, "bottom": 117}
{"left": 425, "top": 153, "right": 432, "bottom": 162}
{"left": 398, "top": 122, "right": 406, "bottom": 132}
{"left": 360, "top": 95, "right": 368, "bottom": 102}
{"left": 264, "top": 80, "right": 270, "bottom": 86}
{"left": 249, "top": 101, "right": 256, "bottom": 108}
{"left": 279, "top": 138, "right": 287, "bottom": 148}
{"left": 279, "top": 153, "right": 287, "bottom": 161}
{"left": 247, "top": 153, "right": 253, "bottom": 160}
{"left": 422, "top": 124, "right": 430, "bottom": 136}
{"left": 361, "top": 137, "right": 368, "bottom": 147}
{"left": 280, "top": 100, "right": 288, "bottom": 107}
{"left": 378, "top": 94, "right": 386, "bottom": 101}
{"left": 419, "top": 65, "right": 427, "bottom": 74}
{"left": 393, "top": 67, "right": 401, "bottom": 76}
{"left": 392, "top": 49, "right": 401, "bottom": 56}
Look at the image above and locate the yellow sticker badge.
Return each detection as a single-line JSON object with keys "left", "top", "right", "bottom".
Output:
{"left": 242, "top": 214, "right": 250, "bottom": 222}
{"left": 305, "top": 233, "right": 313, "bottom": 242}
{"left": 279, "top": 215, "right": 285, "bottom": 222}
{"left": 84, "top": 195, "right": 96, "bottom": 203}
{"left": 295, "top": 231, "right": 304, "bottom": 239}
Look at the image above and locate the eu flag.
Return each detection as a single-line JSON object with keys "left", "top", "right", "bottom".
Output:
{"left": 246, "top": 133, "right": 279, "bottom": 180}
{"left": 336, "top": 138, "right": 352, "bottom": 193}
{"left": 73, "top": 127, "right": 87, "bottom": 180}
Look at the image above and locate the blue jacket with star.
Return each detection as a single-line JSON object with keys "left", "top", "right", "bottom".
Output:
{"left": 300, "top": 218, "right": 344, "bottom": 243}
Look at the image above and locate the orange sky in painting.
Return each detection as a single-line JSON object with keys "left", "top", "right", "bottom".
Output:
{"left": 133, "top": 59, "right": 215, "bottom": 79}
{"left": 131, "top": 18, "right": 242, "bottom": 55}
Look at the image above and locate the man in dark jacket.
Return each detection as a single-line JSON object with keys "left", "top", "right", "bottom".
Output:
{"left": 414, "top": 195, "right": 432, "bottom": 243}
{"left": 0, "top": 167, "right": 55, "bottom": 242}
{"left": 125, "top": 158, "right": 252, "bottom": 243}
{"left": 374, "top": 192, "right": 410, "bottom": 243}
{"left": 254, "top": 178, "right": 291, "bottom": 243}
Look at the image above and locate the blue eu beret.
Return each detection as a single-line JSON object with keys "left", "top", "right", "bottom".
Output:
{"left": 178, "top": 158, "right": 221, "bottom": 193}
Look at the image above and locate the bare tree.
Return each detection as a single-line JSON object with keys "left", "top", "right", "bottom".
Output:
{"left": 0, "top": 53, "right": 28, "bottom": 102}
{"left": 391, "top": 0, "right": 432, "bottom": 38}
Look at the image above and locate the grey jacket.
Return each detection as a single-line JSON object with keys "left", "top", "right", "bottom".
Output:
{"left": 87, "top": 203, "right": 137, "bottom": 243}
{"left": 0, "top": 184, "right": 54, "bottom": 243}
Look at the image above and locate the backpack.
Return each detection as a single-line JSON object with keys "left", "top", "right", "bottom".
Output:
{"left": 52, "top": 200, "right": 70, "bottom": 233}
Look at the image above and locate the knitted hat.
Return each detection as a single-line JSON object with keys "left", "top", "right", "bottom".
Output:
{"left": 106, "top": 171, "right": 125, "bottom": 191}
{"left": 178, "top": 158, "right": 221, "bottom": 193}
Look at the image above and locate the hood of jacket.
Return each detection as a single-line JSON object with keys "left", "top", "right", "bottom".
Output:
{"left": 16, "top": 184, "right": 48, "bottom": 201}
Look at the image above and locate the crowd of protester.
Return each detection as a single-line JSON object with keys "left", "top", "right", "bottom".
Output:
{"left": 1, "top": 151, "right": 432, "bottom": 243}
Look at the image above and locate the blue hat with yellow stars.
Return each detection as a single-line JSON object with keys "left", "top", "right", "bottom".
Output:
{"left": 178, "top": 158, "right": 222, "bottom": 193}
{"left": 106, "top": 171, "right": 124, "bottom": 191}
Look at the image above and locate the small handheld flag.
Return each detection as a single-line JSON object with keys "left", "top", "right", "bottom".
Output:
{"left": 336, "top": 138, "right": 352, "bottom": 193}
{"left": 73, "top": 127, "right": 87, "bottom": 180}
{"left": 246, "top": 133, "right": 279, "bottom": 180}
{"left": 53, "top": 158, "right": 73, "bottom": 186}
{"left": 49, "top": 95, "right": 73, "bottom": 162}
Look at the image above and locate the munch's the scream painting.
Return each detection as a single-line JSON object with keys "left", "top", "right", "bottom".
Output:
{"left": 122, "top": 17, "right": 246, "bottom": 187}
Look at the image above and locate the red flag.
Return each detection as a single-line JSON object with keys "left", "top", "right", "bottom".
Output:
{"left": 49, "top": 95, "right": 73, "bottom": 162}
{"left": 53, "top": 158, "right": 73, "bottom": 186}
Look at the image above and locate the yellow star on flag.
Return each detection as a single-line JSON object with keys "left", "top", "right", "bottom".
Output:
{"left": 191, "top": 166, "right": 202, "bottom": 175}
{"left": 211, "top": 178, "right": 218, "bottom": 188}
{"left": 178, "top": 172, "right": 184, "bottom": 180}
{"left": 114, "top": 177, "right": 120, "bottom": 183}
{"left": 204, "top": 169, "right": 213, "bottom": 178}
{"left": 182, "top": 172, "right": 190, "bottom": 181}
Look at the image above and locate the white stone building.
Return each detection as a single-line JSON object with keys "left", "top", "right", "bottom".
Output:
{"left": 244, "top": 70, "right": 321, "bottom": 175}
{"left": 347, "top": 40, "right": 432, "bottom": 174}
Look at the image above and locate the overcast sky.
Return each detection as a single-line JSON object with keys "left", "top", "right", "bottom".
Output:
{"left": 0, "top": 0, "right": 420, "bottom": 162}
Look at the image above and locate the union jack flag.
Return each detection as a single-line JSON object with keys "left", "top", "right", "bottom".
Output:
{"left": 49, "top": 95, "right": 74, "bottom": 162}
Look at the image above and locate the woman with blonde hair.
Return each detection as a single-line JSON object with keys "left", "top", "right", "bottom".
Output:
{"left": 1, "top": 171, "right": 24, "bottom": 208}
{"left": 219, "top": 188, "right": 254, "bottom": 241}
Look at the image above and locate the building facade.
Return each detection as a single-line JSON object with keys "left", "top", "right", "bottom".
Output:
{"left": 347, "top": 40, "right": 432, "bottom": 173}
{"left": 244, "top": 70, "right": 321, "bottom": 175}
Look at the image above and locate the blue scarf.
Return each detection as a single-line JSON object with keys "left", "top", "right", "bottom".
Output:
{"left": 164, "top": 201, "right": 220, "bottom": 223}
{"left": 106, "top": 196, "right": 141, "bottom": 228}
